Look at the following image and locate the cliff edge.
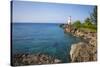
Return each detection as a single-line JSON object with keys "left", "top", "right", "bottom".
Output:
{"left": 64, "top": 24, "right": 97, "bottom": 62}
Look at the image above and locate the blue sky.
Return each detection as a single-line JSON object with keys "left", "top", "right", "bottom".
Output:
{"left": 12, "top": 1, "right": 95, "bottom": 23}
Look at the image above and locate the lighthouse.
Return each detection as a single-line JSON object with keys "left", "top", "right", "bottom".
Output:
{"left": 67, "top": 16, "right": 71, "bottom": 25}
{"left": 66, "top": 16, "right": 71, "bottom": 32}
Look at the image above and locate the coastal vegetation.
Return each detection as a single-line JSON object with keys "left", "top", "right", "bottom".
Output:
{"left": 72, "top": 19, "right": 97, "bottom": 33}
{"left": 72, "top": 6, "right": 97, "bottom": 33}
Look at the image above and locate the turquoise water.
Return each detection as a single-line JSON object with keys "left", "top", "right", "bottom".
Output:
{"left": 12, "top": 23, "right": 81, "bottom": 63}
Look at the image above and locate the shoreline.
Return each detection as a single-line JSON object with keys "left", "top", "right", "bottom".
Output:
{"left": 12, "top": 53, "right": 61, "bottom": 66}
{"left": 64, "top": 24, "right": 97, "bottom": 62}
{"left": 12, "top": 24, "right": 97, "bottom": 66}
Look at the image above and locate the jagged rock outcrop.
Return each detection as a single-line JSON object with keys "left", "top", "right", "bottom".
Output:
{"left": 12, "top": 53, "right": 61, "bottom": 66}
{"left": 70, "top": 42, "right": 97, "bottom": 62}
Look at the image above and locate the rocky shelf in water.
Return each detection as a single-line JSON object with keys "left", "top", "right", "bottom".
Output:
{"left": 11, "top": 53, "right": 61, "bottom": 66}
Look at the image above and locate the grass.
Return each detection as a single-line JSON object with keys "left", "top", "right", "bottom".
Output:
{"left": 78, "top": 27, "right": 97, "bottom": 33}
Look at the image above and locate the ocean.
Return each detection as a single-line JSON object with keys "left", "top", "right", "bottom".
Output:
{"left": 12, "top": 23, "right": 81, "bottom": 63}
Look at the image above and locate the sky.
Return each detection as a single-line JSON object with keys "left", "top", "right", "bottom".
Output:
{"left": 12, "top": 1, "right": 95, "bottom": 23}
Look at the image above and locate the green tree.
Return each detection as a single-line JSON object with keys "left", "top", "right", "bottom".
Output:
{"left": 83, "top": 17, "right": 96, "bottom": 29}
{"left": 90, "top": 6, "right": 97, "bottom": 25}
{"left": 73, "top": 20, "right": 81, "bottom": 28}
{"left": 83, "top": 17, "right": 92, "bottom": 27}
{"left": 84, "top": 17, "right": 91, "bottom": 23}
{"left": 83, "top": 21, "right": 92, "bottom": 28}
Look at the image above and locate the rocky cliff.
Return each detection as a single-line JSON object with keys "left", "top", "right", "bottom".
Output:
{"left": 70, "top": 42, "right": 97, "bottom": 62}
{"left": 64, "top": 25, "right": 97, "bottom": 62}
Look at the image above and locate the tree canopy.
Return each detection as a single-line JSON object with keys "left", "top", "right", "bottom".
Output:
{"left": 90, "top": 6, "right": 97, "bottom": 25}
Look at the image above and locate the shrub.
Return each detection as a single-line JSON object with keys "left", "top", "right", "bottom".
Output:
{"left": 72, "top": 20, "right": 81, "bottom": 28}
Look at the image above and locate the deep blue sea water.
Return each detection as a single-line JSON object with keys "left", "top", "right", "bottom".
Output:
{"left": 12, "top": 23, "right": 81, "bottom": 63}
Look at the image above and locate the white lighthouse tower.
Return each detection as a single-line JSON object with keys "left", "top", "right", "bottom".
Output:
{"left": 67, "top": 16, "right": 71, "bottom": 25}
{"left": 66, "top": 16, "right": 71, "bottom": 32}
